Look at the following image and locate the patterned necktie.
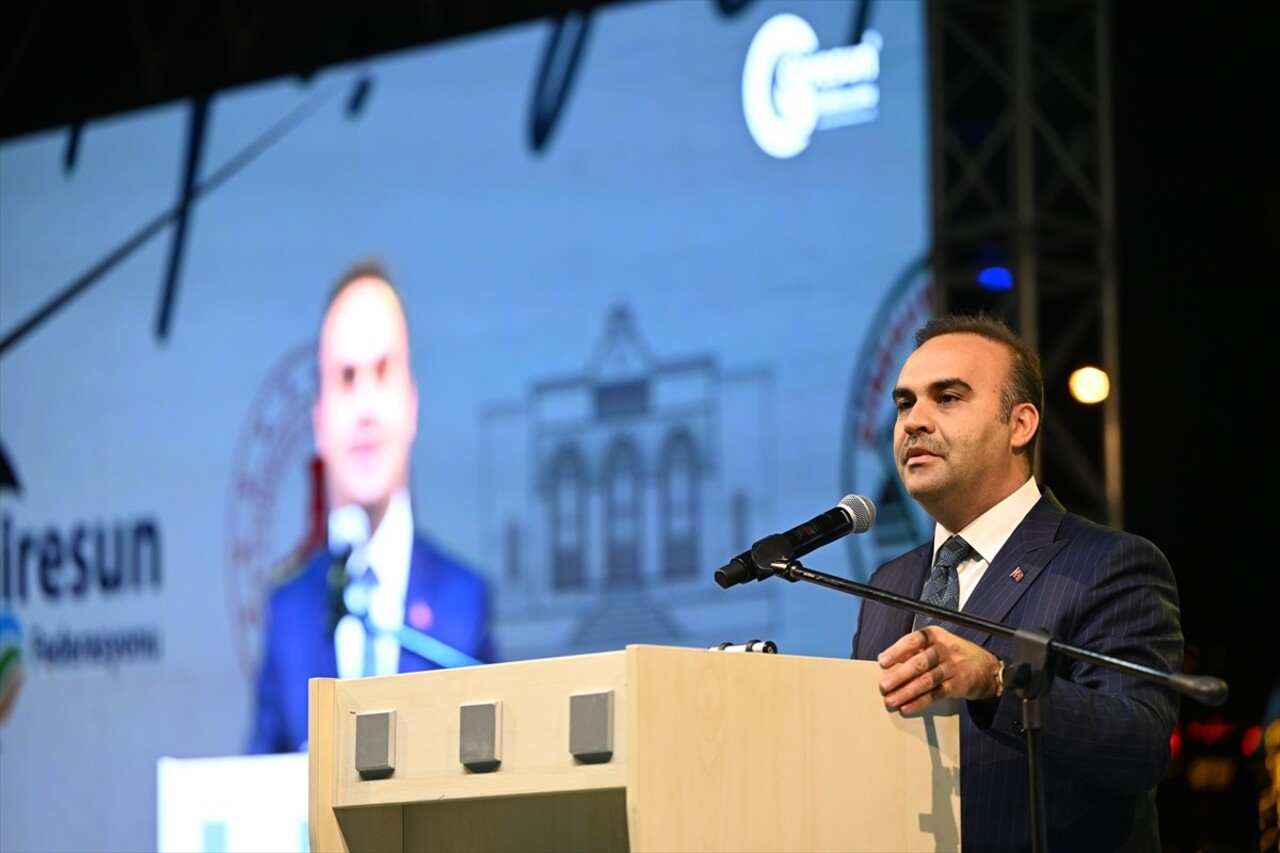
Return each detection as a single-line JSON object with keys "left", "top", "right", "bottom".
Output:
{"left": 913, "top": 535, "right": 973, "bottom": 631}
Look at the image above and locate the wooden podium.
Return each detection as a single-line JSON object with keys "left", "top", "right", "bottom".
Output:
{"left": 308, "top": 644, "right": 960, "bottom": 852}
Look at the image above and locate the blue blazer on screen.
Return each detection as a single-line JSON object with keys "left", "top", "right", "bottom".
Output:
{"left": 248, "top": 535, "right": 495, "bottom": 755}
{"left": 852, "top": 490, "right": 1182, "bottom": 853}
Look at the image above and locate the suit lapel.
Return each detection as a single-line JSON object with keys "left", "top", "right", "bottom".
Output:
{"left": 956, "top": 494, "right": 1067, "bottom": 647}
{"left": 857, "top": 542, "right": 932, "bottom": 656}
{"left": 404, "top": 536, "right": 431, "bottom": 614}
{"left": 398, "top": 536, "right": 434, "bottom": 671}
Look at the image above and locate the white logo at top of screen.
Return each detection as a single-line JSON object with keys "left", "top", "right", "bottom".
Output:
{"left": 742, "top": 14, "right": 882, "bottom": 159}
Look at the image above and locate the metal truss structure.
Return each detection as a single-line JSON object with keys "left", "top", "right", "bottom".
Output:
{"left": 928, "top": 0, "right": 1120, "bottom": 526}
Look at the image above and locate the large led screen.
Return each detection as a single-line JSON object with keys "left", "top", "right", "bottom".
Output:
{"left": 0, "top": 1, "right": 930, "bottom": 849}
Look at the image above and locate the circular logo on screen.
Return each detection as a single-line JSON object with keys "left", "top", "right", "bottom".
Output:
{"left": 224, "top": 342, "right": 324, "bottom": 678}
{"left": 840, "top": 257, "right": 936, "bottom": 582}
{"left": 742, "top": 14, "right": 883, "bottom": 159}
{"left": 0, "top": 609, "right": 24, "bottom": 726}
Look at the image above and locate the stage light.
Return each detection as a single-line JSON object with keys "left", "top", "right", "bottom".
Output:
{"left": 1068, "top": 366, "right": 1109, "bottom": 404}
{"left": 977, "top": 265, "right": 1013, "bottom": 291}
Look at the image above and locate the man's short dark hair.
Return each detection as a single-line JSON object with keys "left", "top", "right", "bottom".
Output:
{"left": 322, "top": 258, "right": 397, "bottom": 318}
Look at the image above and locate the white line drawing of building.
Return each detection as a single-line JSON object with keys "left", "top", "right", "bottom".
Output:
{"left": 480, "top": 303, "right": 776, "bottom": 660}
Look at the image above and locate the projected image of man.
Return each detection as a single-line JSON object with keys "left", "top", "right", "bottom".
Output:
{"left": 248, "top": 260, "right": 495, "bottom": 755}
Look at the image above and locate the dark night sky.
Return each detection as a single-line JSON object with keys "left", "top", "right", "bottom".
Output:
{"left": 1111, "top": 0, "right": 1278, "bottom": 728}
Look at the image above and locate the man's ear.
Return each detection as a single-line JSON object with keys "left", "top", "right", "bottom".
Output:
{"left": 1010, "top": 402, "right": 1039, "bottom": 451}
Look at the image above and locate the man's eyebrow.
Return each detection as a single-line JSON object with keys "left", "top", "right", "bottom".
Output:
{"left": 928, "top": 377, "right": 973, "bottom": 396}
{"left": 892, "top": 377, "right": 973, "bottom": 399}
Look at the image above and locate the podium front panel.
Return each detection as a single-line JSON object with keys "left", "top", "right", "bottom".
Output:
{"left": 308, "top": 645, "right": 959, "bottom": 852}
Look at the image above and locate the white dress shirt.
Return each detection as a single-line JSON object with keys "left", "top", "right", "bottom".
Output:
{"left": 932, "top": 476, "right": 1040, "bottom": 610}
{"left": 335, "top": 491, "right": 413, "bottom": 678}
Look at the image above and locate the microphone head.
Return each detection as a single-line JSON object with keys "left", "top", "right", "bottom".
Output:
{"left": 328, "top": 504, "right": 371, "bottom": 556}
{"left": 838, "top": 494, "right": 876, "bottom": 533}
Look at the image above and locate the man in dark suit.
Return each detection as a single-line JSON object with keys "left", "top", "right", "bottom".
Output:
{"left": 248, "top": 261, "right": 495, "bottom": 755}
{"left": 851, "top": 313, "right": 1181, "bottom": 852}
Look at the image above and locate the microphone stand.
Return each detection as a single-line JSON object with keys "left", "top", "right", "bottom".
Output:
{"left": 743, "top": 534, "right": 1228, "bottom": 853}
{"left": 326, "top": 546, "right": 353, "bottom": 634}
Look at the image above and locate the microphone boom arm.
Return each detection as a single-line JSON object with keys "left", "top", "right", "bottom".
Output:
{"left": 366, "top": 616, "right": 484, "bottom": 669}
{"left": 760, "top": 552, "right": 1225, "bottom": 853}
{"left": 766, "top": 554, "right": 1228, "bottom": 707}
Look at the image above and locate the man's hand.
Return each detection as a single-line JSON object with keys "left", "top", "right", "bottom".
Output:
{"left": 877, "top": 626, "right": 1002, "bottom": 714}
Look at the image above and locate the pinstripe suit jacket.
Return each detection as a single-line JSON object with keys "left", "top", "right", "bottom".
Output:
{"left": 852, "top": 490, "right": 1182, "bottom": 852}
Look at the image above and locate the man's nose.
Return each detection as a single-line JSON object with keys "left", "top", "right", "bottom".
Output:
{"left": 901, "top": 403, "right": 932, "bottom": 434}
{"left": 351, "top": 370, "right": 382, "bottom": 405}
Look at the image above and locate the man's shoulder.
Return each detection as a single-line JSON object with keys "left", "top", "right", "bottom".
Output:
{"left": 265, "top": 547, "right": 331, "bottom": 600}
{"left": 1027, "top": 501, "right": 1172, "bottom": 579}
{"left": 1050, "top": 505, "right": 1152, "bottom": 549}
{"left": 412, "top": 535, "right": 489, "bottom": 587}
{"left": 1022, "top": 493, "right": 1130, "bottom": 548}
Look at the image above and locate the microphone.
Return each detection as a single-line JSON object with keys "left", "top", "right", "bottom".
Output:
{"left": 709, "top": 639, "right": 778, "bottom": 653}
{"left": 326, "top": 504, "right": 370, "bottom": 632}
{"left": 714, "top": 494, "right": 876, "bottom": 589}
